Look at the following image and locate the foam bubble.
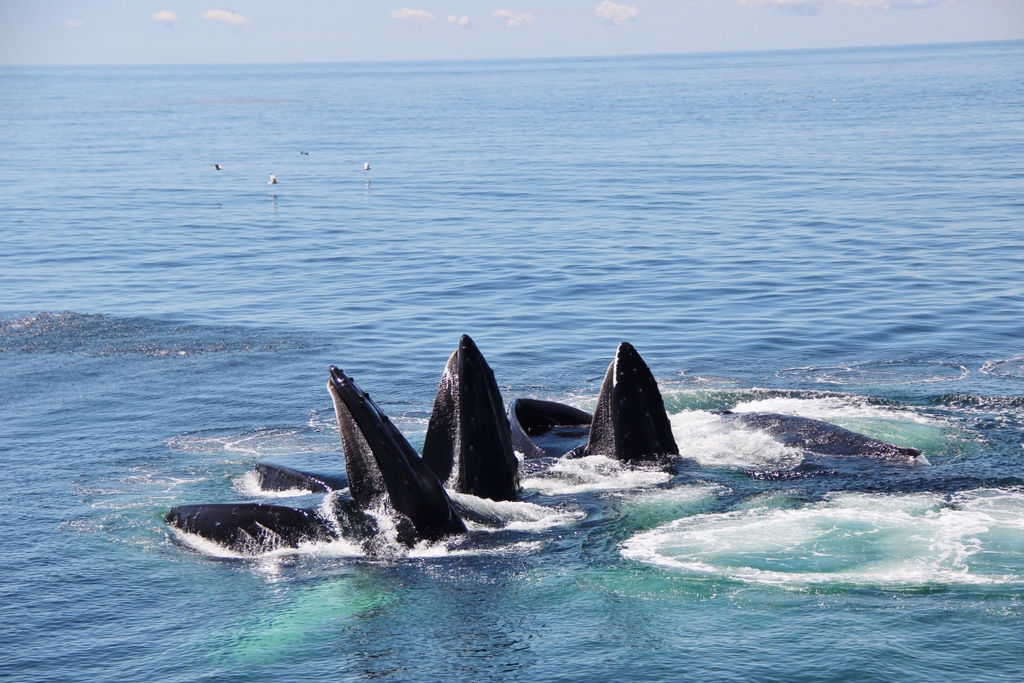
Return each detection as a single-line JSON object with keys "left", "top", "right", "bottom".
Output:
{"left": 615, "top": 484, "right": 725, "bottom": 510}
{"left": 622, "top": 489, "right": 1024, "bottom": 586}
{"left": 670, "top": 410, "right": 802, "bottom": 470}
{"left": 0, "top": 311, "right": 306, "bottom": 356}
{"left": 729, "top": 395, "right": 928, "bottom": 423}
{"left": 448, "top": 491, "right": 584, "bottom": 531}
{"left": 520, "top": 455, "right": 671, "bottom": 495}
{"left": 981, "top": 357, "right": 1024, "bottom": 379}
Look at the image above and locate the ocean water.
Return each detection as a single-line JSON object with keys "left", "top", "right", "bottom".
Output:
{"left": 2, "top": 41, "right": 1023, "bottom": 682}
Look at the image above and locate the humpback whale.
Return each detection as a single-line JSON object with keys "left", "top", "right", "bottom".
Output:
{"left": 509, "top": 342, "right": 679, "bottom": 463}
{"left": 718, "top": 411, "right": 926, "bottom": 461}
{"left": 328, "top": 366, "right": 467, "bottom": 542}
{"left": 508, "top": 398, "right": 592, "bottom": 459}
{"left": 254, "top": 461, "right": 348, "bottom": 493}
{"left": 421, "top": 335, "right": 520, "bottom": 501}
{"left": 164, "top": 502, "right": 333, "bottom": 552}
{"left": 579, "top": 342, "right": 679, "bottom": 462}
{"left": 166, "top": 365, "right": 469, "bottom": 553}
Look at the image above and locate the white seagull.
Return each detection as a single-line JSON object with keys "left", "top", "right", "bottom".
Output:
{"left": 268, "top": 174, "right": 278, "bottom": 185}
{"left": 363, "top": 162, "right": 371, "bottom": 171}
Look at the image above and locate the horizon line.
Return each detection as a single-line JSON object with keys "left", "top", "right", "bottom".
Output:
{"left": 2, "top": 37, "right": 1020, "bottom": 69}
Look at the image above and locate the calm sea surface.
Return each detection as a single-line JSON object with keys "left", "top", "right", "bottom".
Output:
{"left": 2, "top": 41, "right": 1023, "bottom": 682}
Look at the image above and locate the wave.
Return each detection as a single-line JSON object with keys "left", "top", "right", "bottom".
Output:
{"left": 775, "top": 360, "right": 968, "bottom": 386}
{"left": 166, "top": 427, "right": 339, "bottom": 457}
{"left": 448, "top": 490, "right": 584, "bottom": 531}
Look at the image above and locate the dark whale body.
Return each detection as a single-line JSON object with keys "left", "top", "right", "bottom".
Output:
{"left": 509, "top": 342, "right": 678, "bottom": 463}
{"left": 508, "top": 398, "right": 592, "bottom": 459}
{"left": 164, "top": 503, "right": 333, "bottom": 553}
{"left": 165, "top": 463, "right": 347, "bottom": 552}
{"left": 254, "top": 462, "right": 349, "bottom": 493}
{"left": 720, "top": 411, "right": 924, "bottom": 460}
{"left": 579, "top": 342, "right": 678, "bottom": 462}
{"left": 422, "top": 334, "right": 520, "bottom": 501}
{"left": 328, "top": 366, "right": 467, "bottom": 541}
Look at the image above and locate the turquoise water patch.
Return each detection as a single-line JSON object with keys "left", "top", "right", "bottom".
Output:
{"left": 205, "top": 573, "right": 396, "bottom": 666}
{"left": 622, "top": 489, "right": 1024, "bottom": 587}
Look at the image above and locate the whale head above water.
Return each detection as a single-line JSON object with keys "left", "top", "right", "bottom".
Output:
{"left": 328, "top": 366, "right": 467, "bottom": 542}
{"left": 508, "top": 342, "right": 678, "bottom": 464}
{"left": 421, "top": 334, "right": 520, "bottom": 502}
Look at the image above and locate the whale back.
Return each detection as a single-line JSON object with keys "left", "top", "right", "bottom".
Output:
{"left": 722, "top": 412, "right": 924, "bottom": 460}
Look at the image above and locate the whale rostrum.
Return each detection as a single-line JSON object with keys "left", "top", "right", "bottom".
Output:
{"left": 422, "top": 334, "right": 520, "bottom": 501}
{"left": 579, "top": 341, "right": 679, "bottom": 461}
{"left": 510, "top": 342, "right": 679, "bottom": 463}
{"left": 327, "top": 366, "right": 467, "bottom": 541}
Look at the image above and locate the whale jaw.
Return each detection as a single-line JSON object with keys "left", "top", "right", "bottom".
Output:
{"left": 328, "top": 366, "right": 467, "bottom": 542}
{"left": 584, "top": 342, "right": 678, "bottom": 463}
{"left": 422, "top": 334, "right": 520, "bottom": 502}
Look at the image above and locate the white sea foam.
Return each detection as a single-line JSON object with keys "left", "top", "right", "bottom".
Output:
{"left": 520, "top": 455, "right": 672, "bottom": 495}
{"left": 448, "top": 491, "right": 584, "bottom": 531}
{"left": 981, "top": 357, "right": 1024, "bottom": 379}
{"left": 670, "top": 410, "right": 802, "bottom": 470}
{"left": 612, "top": 483, "right": 725, "bottom": 511}
{"left": 407, "top": 539, "right": 546, "bottom": 558}
{"left": 729, "top": 395, "right": 932, "bottom": 424}
{"left": 622, "top": 489, "right": 1024, "bottom": 586}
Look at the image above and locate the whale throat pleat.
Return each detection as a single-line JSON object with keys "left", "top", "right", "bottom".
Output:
{"left": 585, "top": 342, "right": 678, "bottom": 462}
{"left": 422, "top": 335, "right": 519, "bottom": 501}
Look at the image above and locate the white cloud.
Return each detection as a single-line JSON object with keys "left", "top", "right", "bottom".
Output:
{"left": 447, "top": 14, "right": 471, "bottom": 27}
{"left": 153, "top": 10, "right": 179, "bottom": 24}
{"left": 492, "top": 9, "right": 536, "bottom": 27}
{"left": 594, "top": 1, "right": 639, "bottom": 25}
{"left": 736, "top": 0, "right": 947, "bottom": 10}
{"left": 65, "top": 19, "right": 85, "bottom": 28}
{"left": 390, "top": 8, "right": 436, "bottom": 24}
{"left": 201, "top": 9, "right": 251, "bottom": 26}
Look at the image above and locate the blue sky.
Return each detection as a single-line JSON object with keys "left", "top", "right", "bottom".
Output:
{"left": 1, "top": 0, "right": 1021, "bottom": 64}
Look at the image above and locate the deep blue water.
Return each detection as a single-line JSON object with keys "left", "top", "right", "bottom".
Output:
{"left": 2, "top": 41, "right": 1023, "bottom": 682}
